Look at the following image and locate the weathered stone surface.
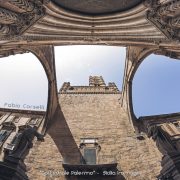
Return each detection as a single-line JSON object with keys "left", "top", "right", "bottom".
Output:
{"left": 25, "top": 90, "right": 162, "bottom": 179}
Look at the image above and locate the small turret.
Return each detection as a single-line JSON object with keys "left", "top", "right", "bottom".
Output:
{"left": 89, "top": 76, "right": 106, "bottom": 87}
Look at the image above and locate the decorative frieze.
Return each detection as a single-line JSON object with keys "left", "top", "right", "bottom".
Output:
{"left": 157, "top": 0, "right": 180, "bottom": 17}
{"left": 145, "top": 0, "right": 180, "bottom": 40}
{"left": 0, "top": 0, "right": 45, "bottom": 36}
{"left": 168, "top": 16, "right": 180, "bottom": 28}
{"left": 143, "top": 0, "right": 159, "bottom": 9}
{"left": 0, "top": 7, "right": 21, "bottom": 24}
{"left": 7, "top": 0, "right": 35, "bottom": 12}
{"left": 154, "top": 49, "right": 180, "bottom": 60}
{"left": 0, "top": 24, "right": 10, "bottom": 35}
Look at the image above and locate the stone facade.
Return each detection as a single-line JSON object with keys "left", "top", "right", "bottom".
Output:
{"left": 0, "top": 109, "right": 45, "bottom": 161}
{"left": 1, "top": 76, "right": 180, "bottom": 179}
{"left": 0, "top": 0, "right": 179, "bottom": 179}
{"left": 25, "top": 76, "right": 162, "bottom": 180}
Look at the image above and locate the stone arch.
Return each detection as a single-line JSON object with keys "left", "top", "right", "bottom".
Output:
{"left": 121, "top": 46, "right": 158, "bottom": 132}
{"left": 0, "top": 51, "right": 48, "bottom": 120}
{"left": 19, "top": 45, "right": 59, "bottom": 134}
{"left": 0, "top": 45, "right": 58, "bottom": 134}
{"left": 0, "top": 45, "right": 83, "bottom": 165}
{"left": 133, "top": 53, "right": 180, "bottom": 117}
{"left": 121, "top": 46, "right": 180, "bottom": 133}
{"left": 20, "top": 45, "right": 83, "bottom": 163}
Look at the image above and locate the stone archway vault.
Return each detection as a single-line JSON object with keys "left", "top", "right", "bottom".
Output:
{"left": 21, "top": 45, "right": 59, "bottom": 134}
{"left": 121, "top": 46, "right": 180, "bottom": 133}
{"left": 0, "top": 45, "right": 59, "bottom": 134}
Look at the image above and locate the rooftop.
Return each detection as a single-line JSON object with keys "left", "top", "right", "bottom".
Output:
{"left": 59, "top": 76, "right": 120, "bottom": 94}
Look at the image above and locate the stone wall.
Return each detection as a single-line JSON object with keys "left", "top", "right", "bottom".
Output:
{"left": 26, "top": 93, "right": 162, "bottom": 180}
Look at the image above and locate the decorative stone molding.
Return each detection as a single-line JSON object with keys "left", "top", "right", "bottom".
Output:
{"left": 21, "top": 45, "right": 59, "bottom": 134}
{"left": 0, "top": 48, "right": 28, "bottom": 58}
{"left": 7, "top": 0, "right": 35, "bottom": 12}
{"left": 156, "top": 0, "right": 180, "bottom": 17}
{"left": 143, "top": 0, "right": 159, "bottom": 9}
{"left": 145, "top": 0, "right": 180, "bottom": 40}
{"left": 147, "top": 125, "right": 178, "bottom": 155}
{"left": 0, "top": 0, "right": 45, "bottom": 36}
{"left": 121, "top": 46, "right": 156, "bottom": 132}
{"left": 139, "top": 112, "right": 180, "bottom": 180}
{"left": 146, "top": 10, "right": 172, "bottom": 39}
{"left": 155, "top": 49, "right": 180, "bottom": 60}
{"left": 168, "top": 16, "right": 180, "bottom": 28}
{"left": 0, "top": 24, "right": 11, "bottom": 35}
{"left": 146, "top": 124, "right": 180, "bottom": 179}
{"left": 0, "top": 7, "right": 22, "bottom": 24}
{"left": 0, "top": 0, "right": 177, "bottom": 47}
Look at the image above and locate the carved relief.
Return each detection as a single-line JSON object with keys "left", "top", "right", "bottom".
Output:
{"left": 155, "top": 49, "right": 180, "bottom": 60}
{"left": 169, "top": 16, "right": 180, "bottom": 28}
{"left": 0, "top": 7, "right": 21, "bottom": 24}
{"left": 143, "top": 0, "right": 159, "bottom": 9}
{"left": 157, "top": 0, "right": 180, "bottom": 17}
{"left": 0, "top": 49, "right": 28, "bottom": 58}
{"left": 7, "top": 0, "right": 35, "bottom": 12}
{"left": 0, "top": 0, "right": 45, "bottom": 36}
{"left": 4, "top": 125, "right": 44, "bottom": 161}
{"left": 145, "top": 0, "right": 180, "bottom": 40}
{"left": 0, "top": 24, "right": 10, "bottom": 35}
{"left": 147, "top": 125, "right": 178, "bottom": 155}
{"left": 147, "top": 124, "right": 180, "bottom": 179}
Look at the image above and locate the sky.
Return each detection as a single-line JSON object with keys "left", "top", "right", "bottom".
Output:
{"left": 133, "top": 54, "right": 180, "bottom": 117}
{"left": 0, "top": 45, "right": 179, "bottom": 117}
{"left": 0, "top": 53, "right": 48, "bottom": 111}
{"left": 55, "top": 45, "right": 126, "bottom": 90}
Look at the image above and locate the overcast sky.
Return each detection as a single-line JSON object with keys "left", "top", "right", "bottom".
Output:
{"left": 0, "top": 45, "right": 179, "bottom": 117}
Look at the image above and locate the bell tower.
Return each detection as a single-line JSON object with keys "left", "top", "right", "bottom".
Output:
{"left": 89, "top": 76, "right": 106, "bottom": 87}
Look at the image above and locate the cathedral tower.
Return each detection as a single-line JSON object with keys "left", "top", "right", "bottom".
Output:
{"left": 25, "top": 76, "right": 162, "bottom": 180}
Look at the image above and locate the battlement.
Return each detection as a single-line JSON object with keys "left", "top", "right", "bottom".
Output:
{"left": 59, "top": 76, "right": 120, "bottom": 94}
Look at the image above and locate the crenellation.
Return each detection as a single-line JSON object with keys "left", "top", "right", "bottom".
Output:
{"left": 59, "top": 76, "right": 121, "bottom": 94}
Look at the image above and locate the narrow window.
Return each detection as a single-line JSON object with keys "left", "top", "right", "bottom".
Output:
{"left": 84, "top": 148, "right": 96, "bottom": 165}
